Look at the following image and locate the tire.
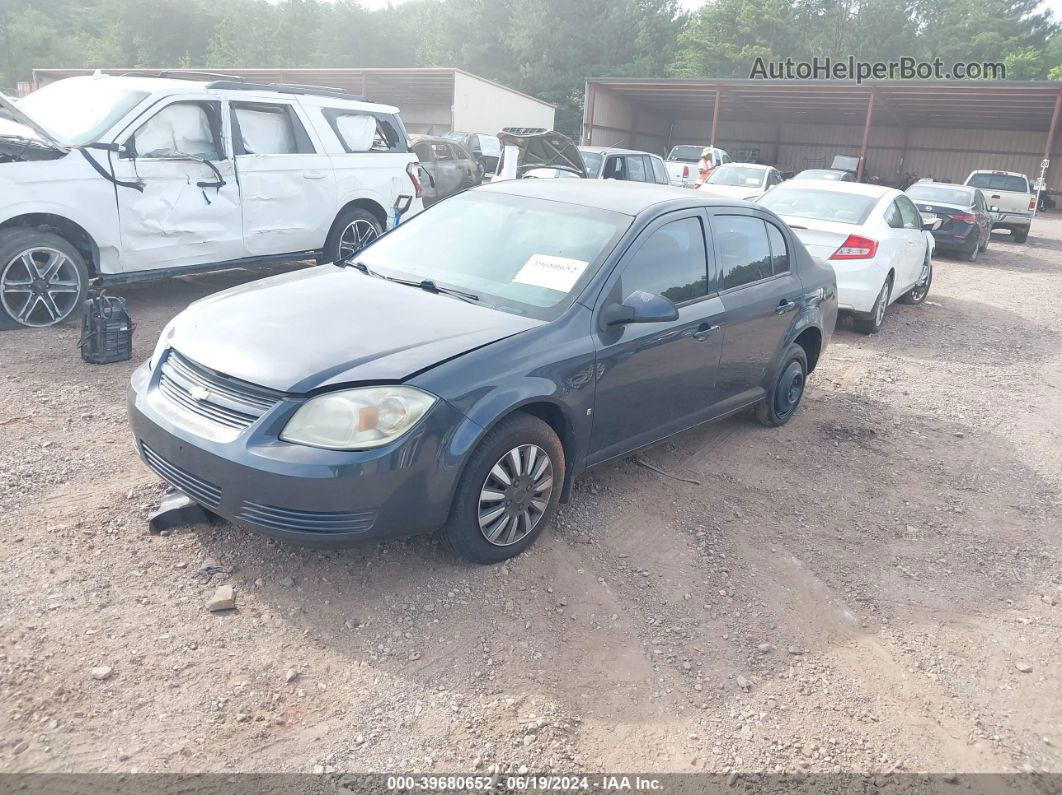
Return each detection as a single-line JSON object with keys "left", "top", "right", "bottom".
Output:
{"left": 960, "top": 234, "right": 979, "bottom": 261}
{"left": 0, "top": 228, "right": 89, "bottom": 330}
{"left": 444, "top": 413, "right": 565, "bottom": 564}
{"left": 852, "top": 276, "right": 892, "bottom": 334}
{"left": 1013, "top": 227, "right": 1029, "bottom": 244}
{"left": 900, "top": 258, "right": 932, "bottom": 304}
{"left": 980, "top": 231, "right": 990, "bottom": 252}
{"left": 322, "top": 207, "right": 383, "bottom": 264}
{"left": 756, "top": 343, "right": 808, "bottom": 427}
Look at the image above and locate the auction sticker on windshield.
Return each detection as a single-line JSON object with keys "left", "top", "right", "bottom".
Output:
{"left": 513, "top": 254, "right": 589, "bottom": 293}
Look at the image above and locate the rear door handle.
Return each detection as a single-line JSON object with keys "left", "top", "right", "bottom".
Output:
{"left": 691, "top": 323, "right": 719, "bottom": 341}
{"left": 776, "top": 299, "right": 798, "bottom": 314}
{"left": 990, "top": 194, "right": 1000, "bottom": 199}
{"left": 303, "top": 171, "right": 326, "bottom": 180}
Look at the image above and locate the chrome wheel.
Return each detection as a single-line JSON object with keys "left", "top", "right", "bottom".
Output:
{"left": 909, "top": 263, "right": 931, "bottom": 301}
{"left": 478, "top": 444, "right": 554, "bottom": 547}
{"left": 873, "top": 281, "right": 889, "bottom": 327}
{"left": 338, "top": 219, "right": 380, "bottom": 258}
{"left": 1, "top": 247, "right": 83, "bottom": 327}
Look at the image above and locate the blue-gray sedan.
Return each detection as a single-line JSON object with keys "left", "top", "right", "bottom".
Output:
{"left": 129, "top": 180, "right": 837, "bottom": 563}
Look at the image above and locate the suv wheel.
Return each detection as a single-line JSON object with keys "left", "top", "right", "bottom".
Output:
{"left": 1013, "top": 227, "right": 1029, "bottom": 244}
{"left": 853, "top": 276, "right": 892, "bottom": 334}
{"left": 323, "top": 208, "right": 383, "bottom": 264}
{"left": 0, "top": 229, "right": 89, "bottom": 330}
{"left": 756, "top": 344, "right": 808, "bottom": 427}
{"left": 444, "top": 413, "right": 564, "bottom": 564}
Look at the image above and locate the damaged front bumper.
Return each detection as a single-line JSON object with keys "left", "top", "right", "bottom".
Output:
{"left": 127, "top": 360, "right": 461, "bottom": 548}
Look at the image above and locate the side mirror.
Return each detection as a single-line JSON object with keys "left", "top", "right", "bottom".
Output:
{"left": 602, "top": 290, "right": 679, "bottom": 326}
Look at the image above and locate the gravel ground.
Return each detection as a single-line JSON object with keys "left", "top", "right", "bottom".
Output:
{"left": 0, "top": 216, "right": 1060, "bottom": 779}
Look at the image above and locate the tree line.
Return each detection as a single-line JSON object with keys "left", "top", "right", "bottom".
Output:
{"left": 1, "top": 0, "right": 1057, "bottom": 136}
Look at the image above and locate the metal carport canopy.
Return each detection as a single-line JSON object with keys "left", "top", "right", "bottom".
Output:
{"left": 583, "top": 78, "right": 1062, "bottom": 182}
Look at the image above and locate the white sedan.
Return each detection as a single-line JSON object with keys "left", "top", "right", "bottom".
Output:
{"left": 757, "top": 181, "right": 934, "bottom": 334}
{"left": 698, "top": 163, "right": 784, "bottom": 201}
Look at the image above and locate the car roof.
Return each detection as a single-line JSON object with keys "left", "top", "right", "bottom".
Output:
{"left": 771, "top": 179, "right": 896, "bottom": 199}
{"left": 968, "top": 169, "right": 1026, "bottom": 177}
{"left": 719, "top": 162, "right": 770, "bottom": 170}
{"left": 410, "top": 134, "right": 455, "bottom": 144}
{"left": 476, "top": 178, "right": 753, "bottom": 215}
{"left": 578, "top": 145, "right": 660, "bottom": 157}
{"left": 907, "top": 182, "right": 972, "bottom": 192}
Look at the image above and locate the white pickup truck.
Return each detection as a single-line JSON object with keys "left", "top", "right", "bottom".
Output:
{"left": 664, "top": 145, "right": 730, "bottom": 188}
{"left": 964, "top": 170, "right": 1034, "bottom": 243}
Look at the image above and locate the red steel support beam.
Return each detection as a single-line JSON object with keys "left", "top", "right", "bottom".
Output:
{"left": 710, "top": 86, "right": 721, "bottom": 147}
{"left": 856, "top": 92, "right": 874, "bottom": 181}
{"left": 1043, "top": 91, "right": 1062, "bottom": 160}
{"left": 584, "top": 82, "right": 597, "bottom": 145}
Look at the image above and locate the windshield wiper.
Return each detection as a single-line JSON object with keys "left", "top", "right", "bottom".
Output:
{"left": 340, "top": 261, "right": 479, "bottom": 302}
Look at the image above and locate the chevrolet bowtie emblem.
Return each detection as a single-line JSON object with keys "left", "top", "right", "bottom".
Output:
{"left": 188, "top": 385, "right": 211, "bottom": 401}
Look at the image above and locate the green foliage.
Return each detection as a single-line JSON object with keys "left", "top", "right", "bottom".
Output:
{"left": 1, "top": 0, "right": 1059, "bottom": 133}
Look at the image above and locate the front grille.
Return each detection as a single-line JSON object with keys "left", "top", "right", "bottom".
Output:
{"left": 140, "top": 442, "right": 222, "bottom": 509}
{"left": 235, "top": 500, "right": 377, "bottom": 534}
{"left": 158, "top": 350, "right": 283, "bottom": 430}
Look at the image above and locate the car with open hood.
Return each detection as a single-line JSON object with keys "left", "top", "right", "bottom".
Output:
{"left": 129, "top": 179, "right": 836, "bottom": 564}
{"left": 0, "top": 72, "right": 422, "bottom": 329}
{"left": 492, "top": 127, "right": 588, "bottom": 180}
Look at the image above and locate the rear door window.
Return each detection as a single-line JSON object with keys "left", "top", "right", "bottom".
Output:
{"left": 650, "top": 157, "right": 669, "bottom": 184}
{"left": 715, "top": 215, "right": 774, "bottom": 290}
{"left": 413, "top": 142, "right": 433, "bottom": 161}
{"left": 431, "top": 143, "right": 453, "bottom": 161}
{"left": 626, "top": 155, "right": 647, "bottom": 182}
{"left": 232, "top": 103, "right": 314, "bottom": 155}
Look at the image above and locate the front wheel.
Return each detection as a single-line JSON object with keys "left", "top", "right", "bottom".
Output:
{"left": 0, "top": 228, "right": 89, "bottom": 330}
{"left": 444, "top": 413, "right": 564, "bottom": 564}
{"left": 323, "top": 207, "right": 383, "bottom": 264}
{"left": 900, "top": 258, "right": 933, "bottom": 304}
{"left": 756, "top": 344, "right": 808, "bottom": 427}
{"left": 852, "top": 276, "right": 892, "bottom": 334}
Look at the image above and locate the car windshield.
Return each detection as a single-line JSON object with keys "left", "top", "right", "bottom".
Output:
{"left": 357, "top": 191, "right": 631, "bottom": 320}
{"left": 758, "top": 187, "right": 878, "bottom": 225}
{"left": 796, "top": 170, "right": 845, "bottom": 181}
{"left": 967, "top": 173, "right": 1029, "bottom": 193}
{"left": 907, "top": 185, "right": 974, "bottom": 206}
{"left": 580, "top": 151, "right": 604, "bottom": 177}
{"left": 16, "top": 78, "right": 150, "bottom": 146}
{"left": 668, "top": 145, "right": 702, "bottom": 163}
{"left": 706, "top": 165, "right": 765, "bottom": 187}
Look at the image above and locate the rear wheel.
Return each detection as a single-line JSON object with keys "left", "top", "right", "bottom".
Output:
{"left": 0, "top": 228, "right": 89, "bottom": 330}
{"left": 852, "top": 276, "right": 891, "bottom": 334}
{"left": 1013, "top": 227, "right": 1029, "bottom": 244}
{"left": 756, "top": 344, "right": 808, "bottom": 427}
{"left": 960, "top": 234, "right": 980, "bottom": 261}
{"left": 980, "top": 231, "right": 990, "bottom": 252}
{"left": 444, "top": 413, "right": 564, "bottom": 564}
{"left": 323, "top": 207, "right": 383, "bottom": 264}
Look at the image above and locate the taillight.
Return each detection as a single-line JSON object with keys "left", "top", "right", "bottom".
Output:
{"left": 682, "top": 165, "right": 689, "bottom": 178}
{"left": 949, "top": 213, "right": 976, "bottom": 224}
{"left": 830, "top": 235, "right": 878, "bottom": 260}
{"left": 1029, "top": 196, "right": 1037, "bottom": 210}
{"left": 406, "top": 162, "right": 423, "bottom": 198}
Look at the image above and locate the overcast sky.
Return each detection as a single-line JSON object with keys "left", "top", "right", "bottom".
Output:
{"left": 352, "top": 0, "right": 1061, "bottom": 24}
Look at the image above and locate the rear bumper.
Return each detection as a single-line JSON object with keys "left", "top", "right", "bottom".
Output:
{"left": 831, "top": 260, "right": 888, "bottom": 314}
{"left": 127, "top": 360, "right": 463, "bottom": 548}
{"left": 931, "top": 225, "right": 978, "bottom": 251}
{"left": 991, "top": 212, "right": 1032, "bottom": 230}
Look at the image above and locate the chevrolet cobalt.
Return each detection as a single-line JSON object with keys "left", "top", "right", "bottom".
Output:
{"left": 129, "top": 181, "right": 836, "bottom": 563}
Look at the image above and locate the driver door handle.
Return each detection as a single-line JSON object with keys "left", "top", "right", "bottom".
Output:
{"left": 776, "top": 299, "right": 798, "bottom": 314}
{"left": 692, "top": 323, "right": 719, "bottom": 341}
{"left": 303, "top": 171, "right": 326, "bottom": 180}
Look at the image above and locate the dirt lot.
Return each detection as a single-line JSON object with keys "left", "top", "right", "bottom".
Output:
{"left": 1, "top": 215, "right": 1060, "bottom": 779}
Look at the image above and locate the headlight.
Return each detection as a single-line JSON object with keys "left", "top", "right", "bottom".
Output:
{"left": 280, "top": 386, "right": 436, "bottom": 450}
{"left": 149, "top": 320, "right": 176, "bottom": 369}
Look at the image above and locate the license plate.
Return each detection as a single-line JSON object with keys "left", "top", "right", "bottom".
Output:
{"left": 921, "top": 213, "right": 938, "bottom": 223}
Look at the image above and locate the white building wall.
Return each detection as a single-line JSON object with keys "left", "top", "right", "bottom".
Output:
{"left": 452, "top": 71, "right": 554, "bottom": 134}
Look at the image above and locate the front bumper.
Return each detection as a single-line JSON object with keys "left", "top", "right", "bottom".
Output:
{"left": 830, "top": 259, "right": 888, "bottom": 314}
{"left": 128, "top": 359, "right": 464, "bottom": 548}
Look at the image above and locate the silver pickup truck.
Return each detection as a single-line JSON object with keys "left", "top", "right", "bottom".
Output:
{"left": 964, "top": 170, "right": 1035, "bottom": 243}
{"left": 664, "top": 145, "right": 730, "bottom": 188}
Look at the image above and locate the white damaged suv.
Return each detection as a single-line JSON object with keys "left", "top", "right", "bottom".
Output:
{"left": 0, "top": 72, "right": 423, "bottom": 328}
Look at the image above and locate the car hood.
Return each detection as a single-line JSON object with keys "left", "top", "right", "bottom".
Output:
{"left": 497, "top": 128, "right": 588, "bottom": 179}
{"left": 0, "top": 93, "right": 66, "bottom": 151}
{"left": 166, "top": 266, "right": 542, "bottom": 393}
